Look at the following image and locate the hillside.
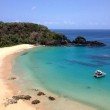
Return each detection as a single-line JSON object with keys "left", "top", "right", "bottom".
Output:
{"left": 0, "top": 22, "right": 70, "bottom": 47}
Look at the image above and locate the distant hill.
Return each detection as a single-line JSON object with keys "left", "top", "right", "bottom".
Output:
{"left": 0, "top": 22, "right": 70, "bottom": 47}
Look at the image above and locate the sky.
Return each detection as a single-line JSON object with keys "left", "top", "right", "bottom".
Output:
{"left": 0, "top": 0, "right": 110, "bottom": 29}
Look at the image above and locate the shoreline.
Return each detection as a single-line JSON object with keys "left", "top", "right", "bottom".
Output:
{"left": 0, "top": 44, "right": 96, "bottom": 110}
{"left": 0, "top": 44, "right": 36, "bottom": 110}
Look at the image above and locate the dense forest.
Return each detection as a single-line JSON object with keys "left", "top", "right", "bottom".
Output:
{"left": 0, "top": 22, "right": 70, "bottom": 47}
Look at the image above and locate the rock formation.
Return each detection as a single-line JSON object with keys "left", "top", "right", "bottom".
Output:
{"left": 31, "top": 99, "right": 40, "bottom": 104}
{"left": 12, "top": 95, "right": 32, "bottom": 100}
{"left": 48, "top": 96, "right": 55, "bottom": 101}
{"left": 72, "top": 36, "right": 106, "bottom": 47}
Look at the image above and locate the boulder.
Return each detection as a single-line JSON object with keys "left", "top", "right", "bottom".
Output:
{"left": 37, "top": 92, "right": 45, "bottom": 96}
{"left": 72, "top": 36, "right": 86, "bottom": 45}
{"left": 31, "top": 99, "right": 40, "bottom": 104}
{"left": 48, "top": 96, "right": 55, "bottom": 101}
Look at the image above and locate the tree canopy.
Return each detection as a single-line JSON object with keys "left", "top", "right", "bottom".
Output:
{"left": 0, "top": 22, "right": 70, "bottom": 47}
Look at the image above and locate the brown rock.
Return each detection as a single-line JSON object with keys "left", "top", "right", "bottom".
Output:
{"left": 48, "top": 96, "right": 55, "bottom": 101}
{"left": 31, "top": 99, "right": 40, "bottom": 104}
{"left": 12, "top": 95, "right": 31, "bottom": 100}
{"left": 37, "top": 92, "right": 45, "bottom": 96}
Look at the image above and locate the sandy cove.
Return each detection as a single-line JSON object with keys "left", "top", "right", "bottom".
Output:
{"left": 0, "top": 44, "right": 97, "bottom": 110}
{"left": 0, "top": 44, "right": 36, "bottom": 110}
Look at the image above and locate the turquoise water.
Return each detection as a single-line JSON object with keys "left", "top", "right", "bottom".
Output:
{"left": 13, "top": 46, "right": 110, "bottom": 110}
{"left": 13, "top": 30, "right": 110, "bottom": 110}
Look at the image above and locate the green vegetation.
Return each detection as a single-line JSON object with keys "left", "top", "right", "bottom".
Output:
{"left": 0, "top": 22, "right": 70, "bottom": 47}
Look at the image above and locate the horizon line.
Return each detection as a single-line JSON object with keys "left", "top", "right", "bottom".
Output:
{"left": 49, "top": 28, "right": 110, "bottom": 30}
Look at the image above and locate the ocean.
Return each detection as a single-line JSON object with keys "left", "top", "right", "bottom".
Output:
{"left": 13, "top": 29, "right": 110, "bottom": 110}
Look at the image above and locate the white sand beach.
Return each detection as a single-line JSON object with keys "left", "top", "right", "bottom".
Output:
{"left": 0, "top": 44, "right": 96, "bottom": 110}
{"left": 0, "top": 44, "right": 36, "bottom": 110}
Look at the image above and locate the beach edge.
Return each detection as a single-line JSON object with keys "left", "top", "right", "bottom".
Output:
{"left": 0, "top": 44, "right": 97, "bottom": 110}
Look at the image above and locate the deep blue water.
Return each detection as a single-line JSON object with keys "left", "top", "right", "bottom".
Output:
{"left": 13, "top": 30, "right": 110, "bottom": 110}
{"left": 52, "top": 29, "right": 110, "bottom": 46}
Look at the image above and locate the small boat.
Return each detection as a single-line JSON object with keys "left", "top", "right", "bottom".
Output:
{"left": 93, "top": 70, "right": 106, "bottom": 78}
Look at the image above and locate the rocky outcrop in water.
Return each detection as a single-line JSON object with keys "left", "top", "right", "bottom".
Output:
{"left": 72, "top": 36, "right": 106, "bottom": 47}
{"left": 72, "top": 36, "right": 87, "bottom": 45}
{"left": 86, "top": 41, "right": 106, "bottom": 47}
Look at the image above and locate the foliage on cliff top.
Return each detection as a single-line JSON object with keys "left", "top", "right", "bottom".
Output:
{"left": 0, "top": 22, "right": 70, "bottom": 47}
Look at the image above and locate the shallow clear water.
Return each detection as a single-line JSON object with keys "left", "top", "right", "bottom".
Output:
{"left": 13, "top": 30, "right": 110, "bottom": 110}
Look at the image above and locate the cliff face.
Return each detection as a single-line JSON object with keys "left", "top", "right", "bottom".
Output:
{"left": 0, "top": 22, "right": 70, "bottom": 47}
